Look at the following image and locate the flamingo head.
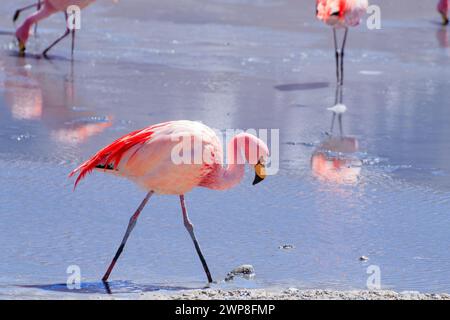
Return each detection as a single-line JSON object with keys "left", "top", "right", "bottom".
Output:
{"left": 231, "top": 132, "right": 269, "bottom": 185}
{"left": 253, "top": 158, "right": 267, "bottom": 185}
{"left": 15, "top": 24, "right": 29, "bottom": 54}
{"left": 438, "top": 0, "right": 449, "bottom": 25}
{"left": 17, "top": 38, "right": 26, "bottom": 54}
{"left": 440, "top": 12, "right": 449, "bottom": 26}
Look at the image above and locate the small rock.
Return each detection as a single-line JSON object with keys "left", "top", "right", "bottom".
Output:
{"left": 225, "top": 264, "right": 255, "bottom": 282}
{"left": 359, "top": 255, "right": 369, "bottom": 261}
{"left": 279, "top": 244, "right": 295, "bottom": 250}
{"left": 285, "top": 287, "right": 299, "bottom": 294}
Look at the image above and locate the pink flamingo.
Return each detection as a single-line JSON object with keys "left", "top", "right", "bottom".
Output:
{"left": 14, "top": 0, "right": 95, "bottom": 57}
{"left": 438, "top": 0, "right": 449, "bottom": 25}
{"left": 69, "top": 120, "right": 269, "bottom": 283}
{"left": 316, "top": 0, "right": 369, "bottom": 85}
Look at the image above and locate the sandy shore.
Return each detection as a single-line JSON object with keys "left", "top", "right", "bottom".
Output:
{"left": 140, "top": 288, "right": 450, "bottom": 300}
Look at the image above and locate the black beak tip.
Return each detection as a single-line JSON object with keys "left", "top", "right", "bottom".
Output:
{"left": 253, "top": 174, "right": 264, "bottom": 186}
{"left": 13, "top": 10, "right": 20, "bottom": 23}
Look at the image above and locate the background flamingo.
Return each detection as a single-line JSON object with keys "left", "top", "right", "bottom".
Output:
{"left": 312, "top": 87, "right": 361, "bottom": 185}
{"left": 438, "top": 0, "right": 449, "bottom": 25}
{"left": 69, "top": 120, "right": 269, "bottom": 283}
{"left": 14, "top": 0, "right": 96, "bottom": 57}
{"left": 316, "top": 0, "right": 369, "bottom": 85}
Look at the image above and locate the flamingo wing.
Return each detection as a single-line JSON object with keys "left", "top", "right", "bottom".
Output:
{"left": 69, "top": 122, "right": 170, "bottom": 188}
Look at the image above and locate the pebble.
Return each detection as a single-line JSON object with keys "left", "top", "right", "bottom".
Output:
{"left": 225, "top": 264, "right": 255, "bottom": 282}
{"left": 279, "top": 244, "right": 295, "bottom": 250}
{"left": 285, "top": 287, "right": 299, "bottom": 294}
{"left": 359, "top": 256, "right": 369, "bottom": 261}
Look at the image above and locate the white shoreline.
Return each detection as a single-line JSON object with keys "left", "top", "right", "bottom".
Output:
{"left": 140, "top": 288, "right": 450, "bottom": 300}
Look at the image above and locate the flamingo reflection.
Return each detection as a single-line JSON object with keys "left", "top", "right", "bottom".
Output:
{"left": 437, "top": 26, "right": 449, "bottom": 49}
{"left": 311, "top": 86, "right": 362, "bottom": 184}
{"left": 0, "top": 58, "right": 111, "bottom": 145}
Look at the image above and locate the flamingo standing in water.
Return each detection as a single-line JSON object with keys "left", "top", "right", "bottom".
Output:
{"left": 316, "top": 0, "right": 369, "bottom": 85}
{"left": 14, "top": 0, "right": 96, "bottom": 57}
{"left": 69, "top": 121, "right": 269, "bottom": 283}
{"left": 438, "top": 0, "right": 449, "bottom": 25}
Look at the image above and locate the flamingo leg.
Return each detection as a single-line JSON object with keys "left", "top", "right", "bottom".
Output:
{"left": 69, "top": 11, "right": 76, "bottom": 58}
{"left": 71, "top": 29, "right": 75, "bottom": 58}
{"left": 337, "top": 81, "right": 343, "bottom": 104}
{"left": 179, "top": 195, "right": 213, "bottom": 283}
{"left": 340, "top": 27, "right": 349, "bottom": 86}
{"left": 330, "top": 112, "right": 336, "bottom": 134}
{"left": 42, "top": 12, "right": 70, "bottom": 58}
{"left": 102, "top": 191, "right": 154, "bottom": 282}
{"left": 34, "top": 0, "right": 41, "bottom": 35}
{"left": 333, "top": 28, "right": 340, "bottom": 84}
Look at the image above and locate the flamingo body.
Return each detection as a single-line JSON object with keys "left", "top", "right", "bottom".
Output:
{"left": 70, "top": 120, "right": 269, "bottom": 194}
{"left": 316, "top": 0, "right": 368, "bottom": 28}
{"left": 46, "top": 0, "right": 95, "bottom": 11}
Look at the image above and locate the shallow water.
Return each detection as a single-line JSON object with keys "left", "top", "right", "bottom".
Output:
{"left": 0, "top": 0, "right": 450, "bottom": 298}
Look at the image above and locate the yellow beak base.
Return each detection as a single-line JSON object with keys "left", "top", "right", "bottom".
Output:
{"left": 17, "top": 38, "right": 26, "bottom": 54}
{"left": 253, "top": 162, "right": 266, "bottom": 185}
{"left": 441, "top": 12, "right": 449, "bottom": 26}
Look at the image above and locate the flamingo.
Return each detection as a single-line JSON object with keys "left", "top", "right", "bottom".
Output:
{"left": 69, "top": 120, "right": 269, "bottom": 283}
{"left": 438, "top": 0, "right": 449, "bottom": 25}
{"left": 14, "top": 0, "right": 96, "bottom": 57}
{"left": 316, "top": 0, "right": 369, "bottom": 85}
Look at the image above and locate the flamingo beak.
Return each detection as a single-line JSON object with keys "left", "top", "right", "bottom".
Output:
{"left": 441, "top": 12, "right": 449, "bottom": 26}
{"left": 253, "top": 161, "right": 266, "bottom": 185}
{"left": 17, "top": 38, "right": 26, "bottom": 54}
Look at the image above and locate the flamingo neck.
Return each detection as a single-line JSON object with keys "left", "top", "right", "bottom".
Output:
{"left": 16, "top": 6, "right": 55, "bottom": 44}
{"left": 438, "top": 0, "right": 449, "bottom": 14}
{"left": 203, "top": 137, "right": 246, "bottom": 191}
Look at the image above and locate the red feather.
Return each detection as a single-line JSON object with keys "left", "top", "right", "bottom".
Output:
{"left": 69, "top": 122, "right": 170, "bottom": 189}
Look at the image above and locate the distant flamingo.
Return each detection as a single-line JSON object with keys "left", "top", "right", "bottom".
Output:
{"left": 14, "top": 0, "right": 95, "bottom": 57}
{"left": 438, "top": 0, "right": 449, "bottom": 25}
{"left": 316, "top": 0, "right": 369, "bottom": 85}
{"left": 312, "top": 85, "right": 361, "bottom": 184}
{"left": 0, "top": 58, "right": 112, "bottom": 144}
{"left": 69, "top": 121, "right": 269, "bottom": 283}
